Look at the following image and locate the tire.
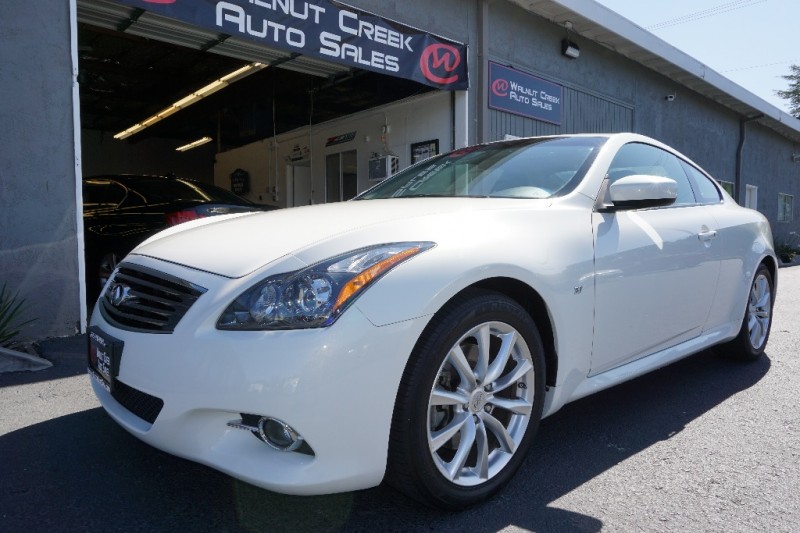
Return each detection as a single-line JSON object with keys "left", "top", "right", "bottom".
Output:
{"left": 98, "top": 251, "right": 122, "bottom": 290}
{"left": 722, "top": 263, "right": 774, "bottom": 361}
{"left": 86, "top": 251, "right": 122, "bottom": 307}
{"left": 386, "top": 289, "right": 546, "bottom": 510}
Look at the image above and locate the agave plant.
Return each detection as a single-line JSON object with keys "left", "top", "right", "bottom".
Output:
{"left": 0, "top": 283, "right": 35, "bottom": 348}
{"left": 774, "top": 232, "right": 800, "bottom": 263}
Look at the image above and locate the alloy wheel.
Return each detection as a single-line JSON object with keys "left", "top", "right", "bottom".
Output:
{"left": 747, "top": 272, "right": 772, "bottom": 350}
{"left": 427, "top": 321, "right": 535, "bottom": 486}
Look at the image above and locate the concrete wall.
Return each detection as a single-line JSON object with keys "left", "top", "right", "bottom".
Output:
{"left": 0, "top": 1, "right": 82, "bottom": 341}
{"left": 485, "top": 1, "right": 744, "bottom": 174}
{"left": 743, "top": 124, "right": 800, "bottom": 242}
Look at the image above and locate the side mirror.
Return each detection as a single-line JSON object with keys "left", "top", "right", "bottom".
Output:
{"left": 606, "top": 174, "right": 678, "bottom": 210}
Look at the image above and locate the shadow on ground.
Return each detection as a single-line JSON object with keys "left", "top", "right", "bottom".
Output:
{"left": 0, "top": 348, "right": 770, "bottom": 532}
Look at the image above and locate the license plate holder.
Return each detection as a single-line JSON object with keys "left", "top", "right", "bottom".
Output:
{"left": 88, "top": 326, "right": 123, "bottom": 393}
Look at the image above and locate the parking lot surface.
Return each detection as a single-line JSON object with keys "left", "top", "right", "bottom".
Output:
{"left": 1, "top": 266, "right": 798, "bottom": 532}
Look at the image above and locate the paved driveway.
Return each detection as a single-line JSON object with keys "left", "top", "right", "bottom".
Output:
{"left": 2, "top": 267, "right": 799, "bottom": 532}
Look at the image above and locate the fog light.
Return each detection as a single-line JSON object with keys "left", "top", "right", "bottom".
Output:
{"left": 258, "top": 417, "right": 303, "bottom": 452}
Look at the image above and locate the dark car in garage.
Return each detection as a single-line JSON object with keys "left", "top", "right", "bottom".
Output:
{"left": 83, "top": 174, "right": 268, "bottom": 304}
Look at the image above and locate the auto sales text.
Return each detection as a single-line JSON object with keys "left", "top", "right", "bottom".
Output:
{"left": 508, "top": 80, "right": 560, "bottom": 110}
{"left": 216, "top": 1, "right": 411, "bottom": 73}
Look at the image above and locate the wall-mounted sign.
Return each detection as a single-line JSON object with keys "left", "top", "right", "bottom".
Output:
{"left": 116, "top": 0, "right": 469, "bottom": 90}
{"left": 230, "top": 168, "right": 250, "bottom": 194}
{"left": 326, "top": 131, "right": 356, "bottom": 147}
{"left": 488, "top": 62, "right": 562, "bottom": 125}
{"left": 286, "top": 143, "right": 310, "bottom": 162}
{"left": 411, "top": 139, "right": 439, "bottom": 164}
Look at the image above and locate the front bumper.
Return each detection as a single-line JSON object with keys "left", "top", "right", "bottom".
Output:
{"left": 89, "top": 256, "right": 425, "bottom": 495}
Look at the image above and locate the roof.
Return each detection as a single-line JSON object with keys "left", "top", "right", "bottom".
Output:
{"left": 512, "top": 0, "right": 800, "bottom": 142}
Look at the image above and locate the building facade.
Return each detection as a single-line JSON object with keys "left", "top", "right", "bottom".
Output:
{"left": 2, "top": 0, "right": 799, "bottom": 340}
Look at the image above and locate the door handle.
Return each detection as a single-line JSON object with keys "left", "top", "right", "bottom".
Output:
{"left": 698, "top": 229, "right": 718, "bottom": 242}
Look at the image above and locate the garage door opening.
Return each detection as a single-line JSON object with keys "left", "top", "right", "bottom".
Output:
{"left": 76, "top": 0, "right": 468, "bottom": 305}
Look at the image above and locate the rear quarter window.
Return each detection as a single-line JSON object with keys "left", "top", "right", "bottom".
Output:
{"left": 681, "top": 161, "right": 722, "bottom": 205}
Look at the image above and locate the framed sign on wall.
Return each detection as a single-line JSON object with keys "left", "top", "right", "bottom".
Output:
{"left": 411, "top": 139, "right": 440, "bottom": 164}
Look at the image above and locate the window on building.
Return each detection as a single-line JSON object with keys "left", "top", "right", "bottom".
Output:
{"left": 719, "top": 180, "right": 735, "bottom": 197}
{"left": 778, "top": 193, "right": 794, "bottom": 222}
{"left": 326, "top": 150, "right": 358, "bottom": 203}
{"left": 745, "top": 184, "right": 758, "bottom": 210}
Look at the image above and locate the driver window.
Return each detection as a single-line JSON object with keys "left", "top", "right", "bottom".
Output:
{"left": 607, "top": 143, "right": 696, "bottom": 206}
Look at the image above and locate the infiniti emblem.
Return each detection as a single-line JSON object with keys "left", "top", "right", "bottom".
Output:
{"left": 109, "top": 282, "right": 134, "bottom": 307}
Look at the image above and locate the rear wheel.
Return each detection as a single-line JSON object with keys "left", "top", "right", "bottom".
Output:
{"left": 387, "top": 290, "right": 546, "bottom": 510}
{"left": 722, "top": 264, "right": 774, "bottom": 360}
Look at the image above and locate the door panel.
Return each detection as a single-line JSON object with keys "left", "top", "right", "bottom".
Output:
{"left": 591, "top": 206, "right": 721, "bottom": 375}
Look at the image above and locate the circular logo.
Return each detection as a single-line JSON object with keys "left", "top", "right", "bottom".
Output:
{"left": 419, "top": 44, "right": 462, "bottom": 85}
{"left": 469, "top": 390, "right": 489, "bottom": 413}
{"left": 109, "top": 283, "right": 133, "bottom": 307}
{"left": 492, "top": 78, "right": 509, "bottom": 97}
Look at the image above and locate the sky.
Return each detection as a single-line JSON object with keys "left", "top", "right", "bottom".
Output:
{"left": 593, "top": 0, "right": 798, "bottom": 114}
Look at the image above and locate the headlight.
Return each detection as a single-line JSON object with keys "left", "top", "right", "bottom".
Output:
{"left": 217, "top": 242, "right": 435, "bottom": 330}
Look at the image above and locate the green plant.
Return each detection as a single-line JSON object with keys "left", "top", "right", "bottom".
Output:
{"left": 0, "top": 283, "right": 35, "bottom": 348}
{"left": 774, "top": 232, "right": 800, "bottom": 262}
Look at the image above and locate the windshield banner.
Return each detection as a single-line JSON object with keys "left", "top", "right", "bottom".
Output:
{"left": 112, "top": 0, "right": 469, "bottom": 90}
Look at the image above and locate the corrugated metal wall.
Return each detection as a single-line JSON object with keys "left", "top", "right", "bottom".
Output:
{"left": 489, "top": 86, "right": 634, "bottom": 140}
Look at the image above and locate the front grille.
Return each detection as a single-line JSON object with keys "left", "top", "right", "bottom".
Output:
{"left": 99, "top": 263, "right": 206, "bottom": 333}
{"left": 112, "top": 380, "right": 164, "bottom": 424}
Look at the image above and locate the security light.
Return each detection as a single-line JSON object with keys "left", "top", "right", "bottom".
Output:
{"left": 561, "top": 39, "right": 580, "bottom": 59}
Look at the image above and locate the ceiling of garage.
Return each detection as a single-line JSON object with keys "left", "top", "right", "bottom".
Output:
{"left": 77, "top": 18, "right": 433, "bottom": 151}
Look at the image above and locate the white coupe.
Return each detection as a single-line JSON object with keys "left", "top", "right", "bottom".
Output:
{"left": 88, "top": 133, "right": 776, "bottom": 509}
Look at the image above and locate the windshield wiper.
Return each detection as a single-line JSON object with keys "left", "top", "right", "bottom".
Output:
{"left": 399, "top": 194, "right": 453, "bottom": 198}
{"left": 397, "top": 194, "right": 492, "bottom": 198}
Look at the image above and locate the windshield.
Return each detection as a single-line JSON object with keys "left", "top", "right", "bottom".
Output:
{"left": 357, "top": 136, "right": 606, "bottom": 200}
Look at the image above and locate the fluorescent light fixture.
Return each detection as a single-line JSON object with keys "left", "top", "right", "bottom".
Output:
{"left": 220, "top": 64, "right": 259, "bottom": 83}
{"left": 140, "top": 115, "right": 162, "bottom": 127}
{"left": 114, "top": 62, "right": 266, "bottom": 140}
{"left": 176, "top": 136, "right": 213, "bottom": 152}
{"left": 155, "top": 106, "right": 181, "bottom": 119}
{"left": 194, "top": 80, "right": 227, "bottom": 98}
{"left": 172, "top": 93, "right": 203, "bottom": 108}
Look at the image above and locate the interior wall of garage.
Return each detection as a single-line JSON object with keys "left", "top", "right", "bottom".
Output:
{"left": 214, "top": 92, "right": 452, "bottom": 207}
{"left": 81, "top": 130, "right": 217, "bottom": 183}
{"left": 0, "top": 1, "right": 83, "bottom": 341}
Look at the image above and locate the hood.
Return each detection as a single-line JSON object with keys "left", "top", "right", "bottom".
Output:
{"left": 130, "top": 198, "right": 549, "bottom": 278}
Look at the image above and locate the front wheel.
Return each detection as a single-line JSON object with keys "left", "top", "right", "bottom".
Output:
{"left": 386, "top": 289, "right": 546, "bottom": 510}
{"left": 722, "top": 263, "right": 774, "bottom": 361}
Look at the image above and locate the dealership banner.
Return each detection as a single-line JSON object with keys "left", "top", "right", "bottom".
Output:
{"left": 113, "top": 0, "right": 469, "bottom": 90}
{"left": 488, "top": 62, "right": 562, "bottom": 125}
